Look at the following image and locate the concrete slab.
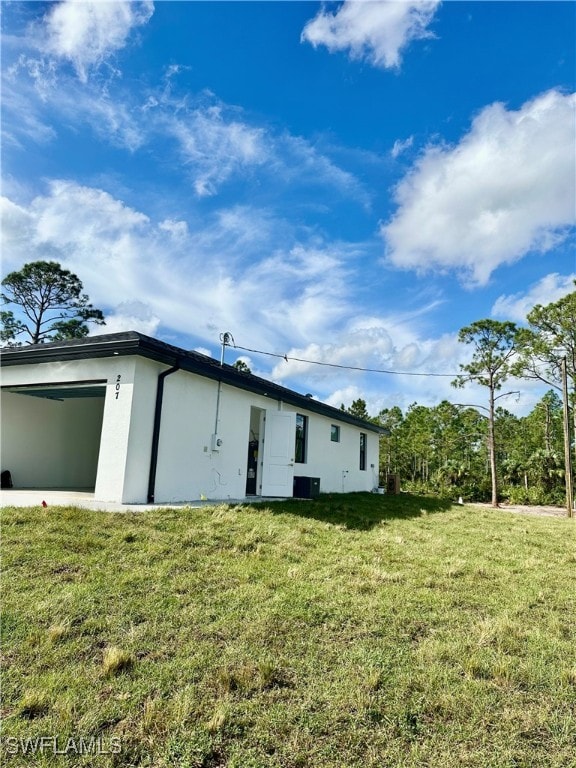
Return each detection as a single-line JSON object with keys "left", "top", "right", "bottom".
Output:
{"left": 0, "top": 489, "right": 278, "bottom": 512}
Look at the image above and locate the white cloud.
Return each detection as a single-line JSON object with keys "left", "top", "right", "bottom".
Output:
{"left": 75, "top": 94, "right": 146, "bottom": 151}
{"left": 316, "top": 331, "right": 540, "bottom": 419}
{"left": 166, "top": 106, "right": 269, "bottom": 197}
{"left": 324, "top": 385, "right": 367, "bottom": 410}
{"left": 3, "top": 183, "right": 545, "bottom": 419}
{"left": 1, "top": 183, "right": 357, "bottom": 354}
{"left": 301, "top": 0, "right": 440, "bottom": 69}
{"left": 492, "top": 273, "right": 576, "bottom": 322}
{"left": 102, "top": 301, "right": 160, "bottom": 337}
{"left": 382, "top": 90, "right": 576, "bottom": 285}
{"left": 250, "top": 245, "right": 353, "bottom": 344}
{"left": 269, "top": 312, "right": 463, "bottom": 387}
{"left": 6, "top": 76, "right": 363, "bottom": 200}
{"left": 1, "top": 69, "right": 57, "bottom": 146}
{"left": 31, "top": 180, "right": 149, "bottom": 250}
{"left": 0, "top": 197, "right": 36, "bottom": 271}
{"left": 41, "top": 0, "right": 154, "bottom": 82}
{"left": 391, "top": 136, "right": 414, "bottom": 158}
{"left": 158, "top": 219, "right": 189, "bottom": 240}
{"left": 2, "top": 3, "right": 153, "bottom": 148}
{"left": 2, "top": 64, "right": 146, "bottom": 151}
{"left": 158, "top": 101, "right": 367, "bottom": 201}
{"left": 3, "top": 182, "right": 154, "bottom": 309}
{"left": 276, "top": 133, "right": 372, "bottom": 209}
{"left": 4, "top": 32, "right": 368, "bottom": 201}
{"left": 6, "top": 54, "right": 58, "bottom": 101}
{"left": 267, "top": 319, "right": 478, "bottom": 417}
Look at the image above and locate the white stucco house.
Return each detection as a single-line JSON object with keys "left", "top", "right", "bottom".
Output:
{"left": 0, "top": 332, "right": 384, "bottom": 505}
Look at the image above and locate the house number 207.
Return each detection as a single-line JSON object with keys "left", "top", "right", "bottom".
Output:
{"left": 115, "top": 374, "right": 121, "bottom": 399}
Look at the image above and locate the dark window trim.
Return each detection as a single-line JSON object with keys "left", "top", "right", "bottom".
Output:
{"left": 295, "top": 413, "right": 308, "bottom": 464}
{"left": 360, "top": 432, "right": 367, "bottom": 471}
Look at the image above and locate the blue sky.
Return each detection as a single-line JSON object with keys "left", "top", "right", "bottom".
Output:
{"left": 2, "top": 1, "right": 575, "bottom": 416}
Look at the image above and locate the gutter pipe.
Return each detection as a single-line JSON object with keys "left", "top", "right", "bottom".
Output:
{"left": 147, "top": 362, "right": 180, "bottom": 503}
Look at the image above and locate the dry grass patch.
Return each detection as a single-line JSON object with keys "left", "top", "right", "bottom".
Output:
{"left": 102, "top": 646, "right": 135, "bottom": 677}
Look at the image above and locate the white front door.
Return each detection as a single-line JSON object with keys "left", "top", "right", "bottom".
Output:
{"left": 260, "top": 410, "right": 295, "bottom": 497}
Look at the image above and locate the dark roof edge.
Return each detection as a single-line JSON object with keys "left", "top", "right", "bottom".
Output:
{"left": 1, "top": 332, "right": 385, "bottom": 434}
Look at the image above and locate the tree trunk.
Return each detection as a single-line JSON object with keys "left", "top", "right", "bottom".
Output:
{"left": 488, "top": 379, "right": 499, "bottom": 508}
{"left": 572, "top": 395, "right": 576, "bottom": 489}
{"left": 32, "top": 320, "right": 41, "bottom": 344}
{"left": 561, "top": 357, "right": 573, "bottom": 517}
{"left": 544, "top": 401, "right": 552, "bottom": 453}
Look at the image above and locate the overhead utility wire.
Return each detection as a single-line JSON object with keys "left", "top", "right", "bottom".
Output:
{"left": 231, "top": 343, "right": 458, "bottom": 378}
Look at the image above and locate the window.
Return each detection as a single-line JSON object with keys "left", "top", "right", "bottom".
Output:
{"left": 331, "top": 424, "right": 340, "bottom": 443}
{"left": 295, "top": 414, "right": 308, "bottom": 463}
{"left": 359, "top": 432, "right": 367, "bottom": 471}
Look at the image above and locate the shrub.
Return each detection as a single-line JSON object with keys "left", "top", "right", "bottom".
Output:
{"left": 500, "top": 484, "right": 565, "bottom": 506}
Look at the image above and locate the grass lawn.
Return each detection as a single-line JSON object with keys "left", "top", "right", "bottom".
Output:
{"left": 1, "top": 494, "right": 575, "bottom": 767}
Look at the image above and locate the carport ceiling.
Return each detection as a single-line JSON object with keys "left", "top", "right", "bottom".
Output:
{"left": 4, "top": 383, "right": 106, "bottom": 401}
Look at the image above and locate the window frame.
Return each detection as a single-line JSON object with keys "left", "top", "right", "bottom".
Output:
{"left": 330, "top": 424, "right": 340, "bottom": 443}
{"left": 359, "top": 432, "right": 367, "bottom": 471}
{"left": 295, "top": 413, "right": 308, "bottom": 464}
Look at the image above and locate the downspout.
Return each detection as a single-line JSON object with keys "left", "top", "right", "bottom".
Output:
{"left": 147, "top": 361, "right": 180, "bottom": 503}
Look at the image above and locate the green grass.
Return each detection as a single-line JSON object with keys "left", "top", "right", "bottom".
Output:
{"left": 1, "top": 494, "right": 575, "bottom": 767}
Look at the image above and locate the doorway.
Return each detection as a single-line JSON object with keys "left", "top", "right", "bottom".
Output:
{"left": 1, "top": 382, "right": 106, "bottom": 490}
{"left": 245, "top": 407, "right": 263, "bottom": 495}
{"left": 245, "top": 407, "right": 296, "bottom": 497}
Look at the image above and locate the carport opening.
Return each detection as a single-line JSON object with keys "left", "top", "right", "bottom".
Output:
{"left": 1, "top": 381, "right": 106, "bottom": 491}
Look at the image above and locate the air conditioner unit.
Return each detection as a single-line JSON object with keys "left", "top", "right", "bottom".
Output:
{"left": 293, "top": 476, "right": 320, "bottom": 499}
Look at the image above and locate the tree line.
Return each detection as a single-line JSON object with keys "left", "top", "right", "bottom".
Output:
{"left": 346, "top": 285, "right": 575, "bottom": 511}
{"left": 370, "top": 392, "right": 566, "bottom": 506}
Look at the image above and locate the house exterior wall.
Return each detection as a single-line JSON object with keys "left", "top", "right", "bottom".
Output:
{"left": 91, "top": 355, "right": 148, "bottom": 503}
{"left": 1, "top": 353, "right": 380, "bottom": 503}
{"left": 154, "top": 373, "right": 293, "bottom": 501}
{"left": 152, "top": 371, "right": 379, "bottom": 501}
{"left": 290, "top": 411, "right": 379, "bottom": 493}
{"left": 119, "top": 357, "right": 162, "bottom": 503}
{"left": 154, "top": 372, "right": 249, "bottom": 502}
